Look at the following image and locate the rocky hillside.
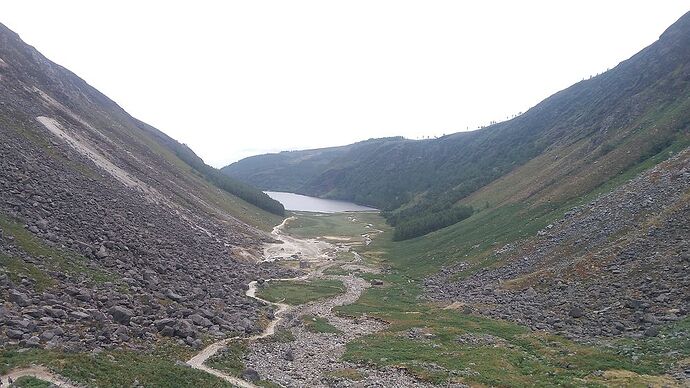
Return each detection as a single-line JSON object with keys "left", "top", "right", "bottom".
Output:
{"left": 0, "top": 23, "right": 292, "bottom": 352}
{"left": 224, "top": 11, "right": 690, "bottom": 238}
{"left": 426, "top": 148, "right": 690, "bottom": 341}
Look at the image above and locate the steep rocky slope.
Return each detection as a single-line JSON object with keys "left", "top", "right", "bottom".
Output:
{"left": 225, "top": 11, "right": 690, "bottom": 238}
{"left": 0, "top": 23, "right": 292, "bottom": 352}
{"left": 426, "top": 149, "right": 690, "bottom": 341}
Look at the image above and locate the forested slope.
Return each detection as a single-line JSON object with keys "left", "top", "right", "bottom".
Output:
{"left": 225, "top": 11, "right": 690, "bottom": 238}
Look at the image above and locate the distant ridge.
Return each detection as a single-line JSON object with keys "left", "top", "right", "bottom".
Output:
{"left": 224, "top": 10, "right": 690, "bottom": 238}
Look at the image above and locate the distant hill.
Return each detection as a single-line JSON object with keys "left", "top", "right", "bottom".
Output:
{"left": 224, "top": 11, "right": 690, "bottom": 238}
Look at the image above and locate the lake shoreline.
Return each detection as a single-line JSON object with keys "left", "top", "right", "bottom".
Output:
{"left": 264, "top": 191, "right": 378, "bottom": 213}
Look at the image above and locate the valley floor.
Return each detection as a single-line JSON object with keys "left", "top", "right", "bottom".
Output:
{"left": 199, "top": 212, "right": 690, "bottom": 387}
{"left": 2, "top": 211, "right": 688, "bottom": 387}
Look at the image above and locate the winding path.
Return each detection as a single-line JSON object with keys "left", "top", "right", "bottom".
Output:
{"left": 0, "top": 366, "right": 78, "bottom": 387}
{"left": 186, "top": 216, "right": 333, "bottom": 387}
{"left": 188, "top": 214, "right": 432, "bottom": 387}
{"left": 2, "top": 216, "right": 424, "bottom": 387}
{"left": 186, "top": 276, "right": 307, "bottom": 388}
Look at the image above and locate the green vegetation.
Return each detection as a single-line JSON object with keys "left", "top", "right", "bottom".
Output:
{"left": 0, "top": 214, "right": 117, "bottom": 287}
{"left": 0, "top": 254, "right": 54, "bottom": 291}
{"left": 206, "top": 342, "right": 248, "bottom": 377}
{"left": 163, "top": 138, "right": 284, "bottom": 216}
{"left": 0, "top": 341, "right": 233, "bottom": 387}
{"left": 206, "top": 342, "right": 281, "bottom": 388}
{"left": 257, "top": 279, "right": 345, "bottom": 305}
{"left": 336, "top": 269, "right": 680, "bottom": 386}
{"left": 615, "top": 317, "right": 690, "bottom": 365}
{"left": 285, "top": 212, "right": 387, "bottom": 242}
{"left": 391, "top": 205, "right": 473, "bottom": 241}
{"left": 323, "top": 265, "right": 350, "bottom": 276}
{"left": 225, "top": 23, "right": 690, "bottom": 239}
{"left": 326, "top": 206, "right": 686, "bottom": 386}
{"left": 12, "top": 376, "right": 53, "bottom": 388}
{"left": 302, "top": 314, "right": 341, "bottom": 334}
{"left": 263, "top": 329, "right": 295, "bottom": 343}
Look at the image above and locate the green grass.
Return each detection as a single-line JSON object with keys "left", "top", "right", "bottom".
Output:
{"left": 206, "top": 341, "right": 280, "bottom": 387}
{"left": 331, "top": 187, "right": 688, "bottom": 386}
{"left": 206, "top": 342, "right": 248, "bottom": 377}
{"left": 264, "top": 329, "right": 295, "bottom": 343}
{"left": 614, "top": 316, "right": 690, "bottom": 366}
{"left": 366, "top": 135, "right": 689, "bottom": 282}
{"left": 302, "top": 314, "right": 341, "bottom": 334}
{"left": 336, "top": 271, "right": 675, "bottom": 386}
{"left": 323, "top": 266, "right": 351, "bottom": 276}
{"left": 0, "top": 254, "right": 54, "bottom": 291}
{"left": 373, "top": 202, "right": 560, "bottom": 280}
{"left": 257, "top": 279, "right": 345, "bottom": 305}
{"left": 12, "top": 376, "right": 53, "bottom": 388}
{"left": 0, "top": 214, "right": 117, "bottom": 288}
{"left": 285, "top": 212, "right": 388, "bottom": 241}
{"left": 0, "top": 341, "right": 233, "bottom": 387}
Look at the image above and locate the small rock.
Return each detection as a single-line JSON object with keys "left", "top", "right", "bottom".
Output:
{"left": 523, "top": 287, "right": 537, "bottom": 298}
{"left": 174, "top": 319, "right": 197, "bottom": 338}
{"left": 569, "top": 306, "right": 585, "bottom": 319}
{"left": 45, "top": 307, "right": 67, "bottom": 319}
{"left": 109, "top": 306, "right": 134, "bottom": 325}
{"left": 165, "top": 289, "right": 185, "bottom": 302}
{"left": 95, "top": 245, "right": 109, "bottom": 259}
{"left": 9, "top": 290, "right": 31, "bottom": 307}
{"left": 70, "top": 311, "right": 91, "bottom": 320}
{"left": 189, "top": 314, "right": 212, "bottom": 327}
{"left": 25, "top": 336, "right": 40, "bottom": 347}
{"left": 6, "top": 329, "right": 24, "bottom": 339}
{"left": 241, "top": 368, "right": 260, "bottom": 382}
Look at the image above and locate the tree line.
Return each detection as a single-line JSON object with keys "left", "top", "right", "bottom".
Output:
{"left": 172, "top": 144, "right": 285, "bottom": 216}
{"left": 391, "top": 205, "right": 473, "bottom": 241}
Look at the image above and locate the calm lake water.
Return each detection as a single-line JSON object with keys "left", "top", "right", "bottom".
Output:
{"left": 265, "top": 191, "right": 378, "bottom": 213}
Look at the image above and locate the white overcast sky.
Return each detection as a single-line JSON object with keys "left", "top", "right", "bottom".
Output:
{"left": 3, "top": 2, "right": 689, "bottom": 167}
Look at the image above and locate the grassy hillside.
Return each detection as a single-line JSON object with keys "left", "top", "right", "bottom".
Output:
{"left": 328, "top": 144, "right": 690, "bottom": 385}
{"left": 277, "top": 208, "right": 689, "bottom": 386}
{"left": 137, "top": 119, "right": 285, "bottom": 218}
{"left": 225, "top": 11, "right": 690, "bottom": 237}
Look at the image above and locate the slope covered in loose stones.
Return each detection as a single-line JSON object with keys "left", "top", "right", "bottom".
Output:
{"left": 0, "top": 23, "right": 293, "bottom": 352}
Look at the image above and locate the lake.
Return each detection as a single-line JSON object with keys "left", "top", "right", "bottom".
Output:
{"left": 265, "top": 191, "right": 378, "bottom": 213}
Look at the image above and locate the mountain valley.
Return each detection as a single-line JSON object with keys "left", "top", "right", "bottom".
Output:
{"left": 1, "top": 9, "right": 690, "bottom": 388}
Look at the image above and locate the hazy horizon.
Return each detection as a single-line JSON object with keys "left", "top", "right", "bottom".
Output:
{"left": 3, "top": 1, "right": 689, "bottom": 167}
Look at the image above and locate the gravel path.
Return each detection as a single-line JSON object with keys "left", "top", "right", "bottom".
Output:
{"left": 191, "top": 215, "right": 434, "bottom": 387}
{"left": 1, "top": 366, "right": 80, "bottom": 387}
{"left": 243, "top": 272, "right": 433, "bottom": 387}
{"left": 187, "top": 276, "right": 307, "bottom": 388}
{"left": 2, "top": 218, "right": 432, "bottom": 387}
